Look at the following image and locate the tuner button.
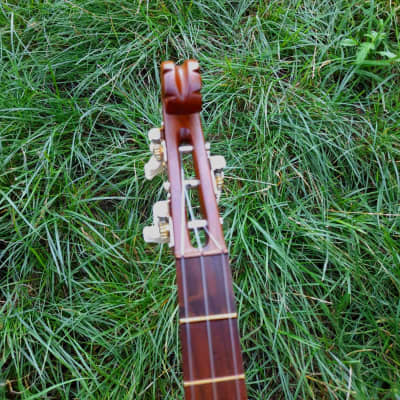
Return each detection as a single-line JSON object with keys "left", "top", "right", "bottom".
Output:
{"left": 142, "top": 200, "right": 173, "bottom": 245}
{"left": 144, "top": 156, "right": 164, "bottom": 180}
{"left": 148, "top": 127, "right": 162, "bottom": 141}
{"left": 145, "top": 127, "right": 167, "bottom": 178}
{"left": 148, "top": 128, "right": 166, "bottom": 162}
{"left": 153, "top": 200, "right": 169, "bottom": 218}
{"left": 143, "top": 224, "right": 170, "bottom": 244}
{"left": 163, "top": 181, "right": 171, "bottom": 192}
{"left": 209, "top": 155, "right": 226, "bottom": 171}
{"left": 143, "top": 225, "right": 163, "bottom": 244}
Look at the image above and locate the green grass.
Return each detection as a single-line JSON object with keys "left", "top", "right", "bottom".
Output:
{"left": 0, "top": 0, "right": 399, "bottom": 399}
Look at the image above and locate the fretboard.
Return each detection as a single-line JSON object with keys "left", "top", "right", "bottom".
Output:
{"left": 176, "top": 254, "right": 248, "bottom": 400}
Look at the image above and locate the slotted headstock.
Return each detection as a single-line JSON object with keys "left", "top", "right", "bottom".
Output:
{"left": 143, "top": 60, "right": 227, "bottom": 258}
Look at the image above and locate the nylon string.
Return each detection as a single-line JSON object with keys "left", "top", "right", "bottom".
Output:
{"left": 179, "top": 151, "right": 196, "bottom": 400}
{"left": 180, "top": 148, "right": 241, "bottom": 398}
{"left": 203, "top": 227, "right": 241, "bottom": 399}
{"left": 181, "top": 150, "right": 218, "bottom": 399}
{"left": 184, "top": 181, "right": 218, "bottom": 399}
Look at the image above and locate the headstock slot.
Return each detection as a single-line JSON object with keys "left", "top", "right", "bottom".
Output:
{"left": 180, "top": 147, "right": 197, "bottom": 182}
{"left": 189, "top": 225, "right": 208, "bottom": 249}
{"left": 180, "top": 148, "right": 208, "bottom": 249}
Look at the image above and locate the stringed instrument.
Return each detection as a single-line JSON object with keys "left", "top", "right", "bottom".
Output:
{"left": 143, "top": 60, "right": 248, "bottom": 400}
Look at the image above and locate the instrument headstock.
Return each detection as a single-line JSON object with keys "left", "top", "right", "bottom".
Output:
{"left": 143, "top": 60, "right": 227, "bottom": 258}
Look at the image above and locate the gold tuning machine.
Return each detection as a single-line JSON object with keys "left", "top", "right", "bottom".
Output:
{"left": 143, "top": 201, "right": 174, "bottom": 246}
{"left": 209, "top": 155, "right": 226, "bottom": 202}
{"left": 144, "top": 128, "right": 167, "bottom": 180}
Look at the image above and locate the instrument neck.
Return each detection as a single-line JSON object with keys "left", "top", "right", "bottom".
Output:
{"left": 176, "top": 253, "right": 248, "bottom": 400}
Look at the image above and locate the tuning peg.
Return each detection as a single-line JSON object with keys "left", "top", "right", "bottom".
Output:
{"left": 143, "top": 225, "right": 164, "bottom": 244}
{"left": 209, "top": 155, "right": 226, "bottom": 171}
{"left": 163, "top": 181, "right": 170, "bottom": 193}
{"left": 152, "top": 200, "right": 169, "bottom": 219}
{"left": 143, "top": 201, "right": 174, "bottom": 246}
{"left": 144, "top": 156, "right": 164, "bottom": 180}
{"left": 144, "top": 128, "right": 167, "bottom": 180}
{"left": 148, "top": 128, "right": 164, "bottom": 161}
{"left": 148, "top": 127, "right": 162, "bottom": 141}
{"left": 205, "top": 142, "right": 211, "bottom": 156}
{"left": 143, "top": 222, "right": 170, "bottom": 244}
{"left": 209, "top": 155, "right": 226, "bottom": 201}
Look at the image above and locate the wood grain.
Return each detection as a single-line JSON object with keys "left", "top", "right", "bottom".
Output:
{"left": 176, "top": 255, "right": 248, "bottom": 399}
{"left": 160, "top": 60, "right": 248, "bottom": 399}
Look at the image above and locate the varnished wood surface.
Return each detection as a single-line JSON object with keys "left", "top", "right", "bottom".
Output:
{"left": 176, "top": 253, "right": 236, "bottom": 317}
{"left": 176, "top": 254, "right": 248, "bottom": 399}
{"left": 160, "top": 60, "right": 247, "bottom": 399}
{"left": 161, "top": 60, "right": 202, "bottom": 115}
{"left": 184, "top": 379, "right": 248, "bottom": 400}
{"left": 161, "top": 60, "right": 227, "bottom": 258}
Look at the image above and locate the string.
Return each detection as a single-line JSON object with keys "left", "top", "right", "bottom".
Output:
{"left": 180, "top": 146, "right": 240, "bottom": 399}
{"left": 204, "top": 226, "right": 241, "bottom": 398}
{"left": 203, "top": 225, "right": 222, "bottom": 251}
{"left": 221, "top": 254, "right": 241, "bottom": 399}
{"left": 183, "top": 176, "right": 218, "bottom": 399}
{"left": 179, "top": 150, "right": 196, "bottom": 400}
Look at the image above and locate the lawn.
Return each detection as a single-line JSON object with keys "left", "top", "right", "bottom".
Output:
{"left": 0, "top": 1, "right": 399, "bottom": 399}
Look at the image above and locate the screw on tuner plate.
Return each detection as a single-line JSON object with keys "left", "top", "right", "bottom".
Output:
{"left": 144, "top": 128, "right": 167, "bottom": 180}
{"left": 143, "top": 201, "right": 174, "bottom": 246}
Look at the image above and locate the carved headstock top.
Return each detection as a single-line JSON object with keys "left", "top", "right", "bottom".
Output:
{"left": 161, "top": 60, "right": 202, "bottom": 115}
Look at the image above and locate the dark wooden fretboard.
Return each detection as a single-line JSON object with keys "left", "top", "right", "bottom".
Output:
{"left": 176, "top": 254, "right": 247, "bottom": 399}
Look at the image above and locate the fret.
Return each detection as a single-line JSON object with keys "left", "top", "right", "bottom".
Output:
{"left": 184, "top": 379, "right": 248, "bottom": 399}
{"left": 176, "top": 254, "right": 236, "bottom": 318}
{"left": 184, "top": 373, "right": 245, "bottom": 387}
{"left": 180, "top": 318, "right": 244, "bottom": 380}
{"left": 180, "top": 312, "right": 237, "bottom": 324}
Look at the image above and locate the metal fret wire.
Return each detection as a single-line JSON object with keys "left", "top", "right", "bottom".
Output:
{"left": 181, "top": 151, "right": 218, "bottom": 399}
